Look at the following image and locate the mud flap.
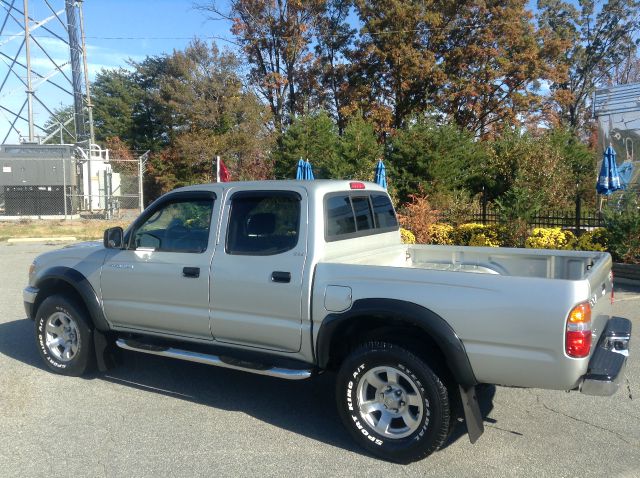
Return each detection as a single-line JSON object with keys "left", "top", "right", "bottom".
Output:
{"left": 459, "top": 385, "right": 484, "bottom": 443}
{"left": 94, "top": 330, "right": 118, "bottom": 372}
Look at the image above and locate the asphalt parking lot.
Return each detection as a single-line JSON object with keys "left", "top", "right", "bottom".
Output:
{"left": 1, "top": 242, "right": 639, "bottom": 477}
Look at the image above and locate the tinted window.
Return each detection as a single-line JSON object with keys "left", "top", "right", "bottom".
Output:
{"left": 351, "top": 196, "right": 374, "bottom": 231}
{"left": 226, "top": 193, "right": 300, "bottom": 255}
{"left": 326, "top": 195, "right": 355, "bottom": 236}
{"left": 325, "top": 192, "right": 398, "bottom": 241}
{"left": 371, "top": 194, "right": 398, "bottom": 228}
{"left": 132, "top": 199, "right": 213, "bottom": 253}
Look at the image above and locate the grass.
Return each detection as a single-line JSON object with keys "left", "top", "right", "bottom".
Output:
{"left": 0, "top": 219, "right": 131, "bottom": 241}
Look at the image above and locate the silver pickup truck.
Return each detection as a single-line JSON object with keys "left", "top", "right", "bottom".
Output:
{"left": 23, "top": 180, "right": 631, "bottom": 463}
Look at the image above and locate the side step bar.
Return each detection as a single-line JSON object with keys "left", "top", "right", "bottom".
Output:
{"left": 115, "top": 339, "right": 313, "bottom": 380}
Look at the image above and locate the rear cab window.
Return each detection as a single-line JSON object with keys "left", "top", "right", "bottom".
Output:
{"left": 324, "top": 192, "right": 398, "bottom": 242}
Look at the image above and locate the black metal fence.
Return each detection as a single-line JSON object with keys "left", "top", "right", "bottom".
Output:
{"left": 441, "top": 204, "right": 605, "bottom": 232}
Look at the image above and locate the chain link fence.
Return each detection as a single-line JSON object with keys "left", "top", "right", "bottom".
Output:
{"left": 0, "top": 150, "right": 144, "bottom": 219}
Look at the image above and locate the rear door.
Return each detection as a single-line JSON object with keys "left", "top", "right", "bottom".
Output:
{"left": 209, "top": 188, "right": 307, "bottom": 352}
{"left": 101, "top": 191, "right": 218, "bottom": 339}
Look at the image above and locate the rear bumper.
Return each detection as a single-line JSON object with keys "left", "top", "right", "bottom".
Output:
{"left": 580, "top": 317, "right": 631, "bottom": 396}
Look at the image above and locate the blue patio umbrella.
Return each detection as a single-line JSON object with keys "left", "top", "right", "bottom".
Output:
{"left": 374, "top": 159, "right": 387, "bottom": 189}
{"left": 596, "top": 145, "right": 623, "bottom": 195}
{"left": 618, "top": 161, "right": 634, "bottom": 188}
{"left": 304, "top": 160, "right": 315, "bottom": 180}
{"left": 295, "top": 158, "right": 305, "bottom": 180}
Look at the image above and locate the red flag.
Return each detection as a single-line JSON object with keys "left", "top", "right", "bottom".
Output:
{"left": 217, "top": 157, "right": 231, "bottom": 182}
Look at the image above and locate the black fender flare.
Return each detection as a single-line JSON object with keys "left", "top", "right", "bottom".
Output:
{"left": 34, "top": 266, "right": 110, "bottom": 332}
{"left": 316, "top": 298, "right": 477, "bottom": 388}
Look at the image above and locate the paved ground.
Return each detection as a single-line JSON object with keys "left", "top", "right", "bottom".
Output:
{"left": 1, "top": 242, "right": 638, "bottom": 478}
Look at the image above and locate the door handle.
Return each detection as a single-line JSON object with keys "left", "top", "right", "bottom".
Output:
{"left": 271, "top": 271, "right": 291, "bottom": 283}
{"left": 182, "top": 267, "right": 200, "bottom": 278}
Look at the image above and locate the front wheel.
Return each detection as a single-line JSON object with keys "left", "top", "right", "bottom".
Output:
{"left": 35, "top": 295, "right": 94, "bottom": 376}
{"left": 336, "top": 342, "right": 450, "bottom": 463}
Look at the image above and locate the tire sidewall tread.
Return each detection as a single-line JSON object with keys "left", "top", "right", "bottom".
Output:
{"left": 35, "top": 294, "right": 94, "bottom": 376}
{"left": 336, "top": 341, "right": 450, "bottom": 464}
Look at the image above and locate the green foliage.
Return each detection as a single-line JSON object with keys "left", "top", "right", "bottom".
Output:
{"left": 389, "top": 120, "right": 486, "bottom": 203}
{"left": 451, "top": 223, "right": 501, "bottom": 248}
{"left": 603, "top": 192, "right": 640, "bottom": 264}
{"left": 274, "top": 111, "right": 340, "bottom": 179}
{"left": 575, "top": 228, "right": 608, "bottom": 252}
{"left": 339, "top": 115, "right": 382, "bottom": 180}
{"left": 43, "top": 105, "right": 76, "bottom": 144}
{"left": 92, "top": 68, "right": 144, "bottom": 146}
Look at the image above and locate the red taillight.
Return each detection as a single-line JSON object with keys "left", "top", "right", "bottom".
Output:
{"left": 565, "top": 302, "right": 592, "bottom": 358}
{"left": 350, "top": 182, "right": 365, "bottom": 189}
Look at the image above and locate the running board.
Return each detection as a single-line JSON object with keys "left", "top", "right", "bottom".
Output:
{"left": 115, "top": 339, "right": 313, "bottom": 380}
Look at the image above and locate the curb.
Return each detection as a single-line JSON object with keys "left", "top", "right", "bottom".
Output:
{"left": 7, "top": 237, "right": 77, "bottom": 243}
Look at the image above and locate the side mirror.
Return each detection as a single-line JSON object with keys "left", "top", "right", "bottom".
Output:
{"left": 104, "top": 227, "right": 124, "bottom": 249}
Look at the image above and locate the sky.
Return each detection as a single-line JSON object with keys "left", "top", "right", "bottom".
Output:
{"left": 0, "top": 0, "right": 234, "bottom": 143}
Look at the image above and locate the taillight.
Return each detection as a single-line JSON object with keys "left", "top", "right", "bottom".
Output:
{"left": 565, "top": 302, "right": 591, "bottom": 358}
{"left": 349, "top": 182, "right": 365, "bottom": 189}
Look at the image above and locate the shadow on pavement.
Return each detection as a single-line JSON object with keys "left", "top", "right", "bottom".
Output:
{"left": 0, "top": 317, "right": 498, "bottom": 457}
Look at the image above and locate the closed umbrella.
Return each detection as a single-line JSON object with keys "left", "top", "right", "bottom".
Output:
{"left": 304, "top": 160, "right": 315, "bottom": 180}
{"left": 596, "top": 145, "right": 623, "bottom": 195}
{"left": 296, "top": 159, "right": 305, "bottom": 180}
{"left": 374, "top": 159, "right": 387, "bottom": 189}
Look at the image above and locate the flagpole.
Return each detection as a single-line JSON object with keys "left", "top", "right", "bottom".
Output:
{"left": 216, "top": 155, "right": 220, "bottom": 182}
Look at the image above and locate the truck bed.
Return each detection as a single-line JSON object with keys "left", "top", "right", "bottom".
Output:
{"left": 336, "top": 243, "right": 605, "bottom": 281}
{"left": 316, "top": 242, "right": 613, "bottom": 390}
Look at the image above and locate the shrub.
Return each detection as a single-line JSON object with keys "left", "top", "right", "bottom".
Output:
{"left": 451, "top": 223, "right": 486, "bottom": 245}
{"left": 397, "top": 193, "right": 439, "bottom": 243}
{"left": 525, "top": 227, "right": 574, "bottom": 250}
{"left": 468, "top": 232, "right": 501, "bottom": 248}
{"left": 603, "top": 192, "right": 640, "bottom": 264}
{"left": 427, "top": 224, "right": 454, "bottom": 245}
{"left": 574, "top": 228, "right": 607, "bottom": 252}
{"left": 400, "top": 228, "right": 416, "bottom": 244}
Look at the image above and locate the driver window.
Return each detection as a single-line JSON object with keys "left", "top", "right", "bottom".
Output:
{"left": 132, "top": 198, "right": 214, "bottom": 253}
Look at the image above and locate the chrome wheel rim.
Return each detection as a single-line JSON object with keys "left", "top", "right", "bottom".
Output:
{"left": 44, "top": 311, "right": 79, "bottom": 362}
{"left": 356, "top": 366, "right": 425, "bottom": 439}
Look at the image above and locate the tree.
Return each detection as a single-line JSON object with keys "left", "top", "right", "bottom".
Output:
{"left": 537, "top": 0, "right": 640, "bottom": 131}
{"left": 312, "top": 0, "right": 355, "bottom": 132}
{"left": 149, "top": 40, "right": 274, "bottom": 190}
{"left": 350, "top": 0, "right": 447, "bottom": 129}
{"left": 92, "top": 68, "right": 142, "bottom": 146}
{"left": 438, "top": 1, "right": 560, "bottom": 136}
{"left": 274, "top": 111, "right": 340, "bottom": 178}
{"left": 199, "top": 0, "right": 325, "bottom": 132}
{"left": 339, "top": 115, "right": 382, "bottom": 180}
{"left": 388, "top": 120, "right": 486, "bottom": 203}
{"left": 43, "top": 105, "right": 76, "bottom": 144}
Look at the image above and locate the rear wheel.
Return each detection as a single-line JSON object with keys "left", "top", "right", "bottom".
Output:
{"left": 35, "top": 295, "right": 94, "bottom": 376}
{"left": 336, "top": 342, "right": 450, "bottom": 463}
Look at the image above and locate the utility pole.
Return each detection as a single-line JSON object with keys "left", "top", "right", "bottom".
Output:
{"left": 23, "top": 0, "right": 35, "bottom": 142}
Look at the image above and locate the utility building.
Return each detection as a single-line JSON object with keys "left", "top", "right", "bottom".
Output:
{"left": 0, "top": 144, "right": 78, "bottom": 216}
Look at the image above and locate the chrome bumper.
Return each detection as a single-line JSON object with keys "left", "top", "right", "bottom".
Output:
{"left": 580, "top": 317, "right": 631, "bottom": 397}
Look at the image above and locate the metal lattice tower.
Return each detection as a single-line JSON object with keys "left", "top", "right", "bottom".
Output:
{"left": 0, "top": 0, "right": 93, "bottom": 145}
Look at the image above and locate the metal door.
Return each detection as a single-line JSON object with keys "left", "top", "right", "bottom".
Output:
{"left": 209, "top": 188, "right": 307, "bottom": 352}
{"left": 101, "top": 191, "right": 218, "bottom": 339}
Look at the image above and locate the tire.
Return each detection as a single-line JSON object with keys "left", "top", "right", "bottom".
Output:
{"left": 35, "top": 295, "right": 94, "bottom": 376}
{"left": 336, "top": 342, "right": 450, "bottom": 463}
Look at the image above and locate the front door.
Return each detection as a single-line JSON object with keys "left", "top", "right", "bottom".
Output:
{"left": 101, "top": 191, "right": 218, "bottom": 340}
{"left": 209, "top": 188, "right": 307, "bottom": 352}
